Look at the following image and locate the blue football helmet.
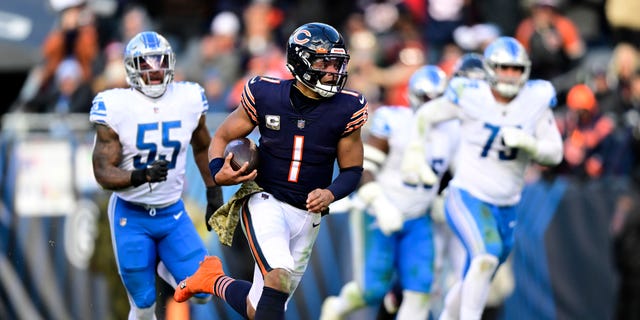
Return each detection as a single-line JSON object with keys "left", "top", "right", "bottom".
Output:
{"left": 124, "top": 31, "right": 175, "bottom": 98}
{"left": 453, "top": 53, "right": 486, "bottom": 80}
{"left": 286, "top": 22, "right": 350, "bottom": 98}
{"left": 483, "top": 37, "right": 531, "bottom": 98}
{"left": 407, "top": 65, "right": 447, "bottom": 109}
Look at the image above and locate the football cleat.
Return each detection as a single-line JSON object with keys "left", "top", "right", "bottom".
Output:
{"left": 174, "top": 256, "right": 225, "bottom": 302}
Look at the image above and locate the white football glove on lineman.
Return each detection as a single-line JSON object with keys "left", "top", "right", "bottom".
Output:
{"left": 357, "top": 182, "right": 403, "bottom": 235}
{"left": 401, "top": 140, "right": 438, "bottom": 186}
{"left": 501, "top": 127, "right": 538, "bottom": 155}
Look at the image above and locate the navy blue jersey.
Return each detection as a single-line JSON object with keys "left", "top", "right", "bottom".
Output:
{"left": 240, "top": 77, "right": 368, "bottom": 209}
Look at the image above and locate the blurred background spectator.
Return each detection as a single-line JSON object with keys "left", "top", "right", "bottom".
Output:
{"left": 28, "top": 0, "right": 99, "bottom": 109}
{"left": 555, "top": 84, "right": 614, "bottom": 179}
{"left": 515, "top": 0, "right": 585, "bottom": 80}
{"left": 91, "top": 41, "right": 126, "bottom": 92}
{"left": 24, "top": 57, "right": 93, "bottom": 114}
{"left": 605, "top": 0, "right": 640, "bottom": 47}
{"left": 180, "top": 11, "right": 242, "bottom": 112}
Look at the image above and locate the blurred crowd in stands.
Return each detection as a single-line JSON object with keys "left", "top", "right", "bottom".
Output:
{"left": 7, "top": 0, "right": 640, "bottom": 318}
{"left": 18, "top": 0, "right": 640, "bottom": 179}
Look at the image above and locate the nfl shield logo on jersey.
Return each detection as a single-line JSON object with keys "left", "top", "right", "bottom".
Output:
{"left": 297, "top": 119, "right": 306, "bottom": 129}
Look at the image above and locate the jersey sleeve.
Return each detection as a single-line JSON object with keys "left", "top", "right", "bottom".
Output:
{"left": 528, "top": 80, "right": 558, "bottom": 110}
{"left": 240, "top": 76, "right": 260, "bottom": 125}
{"left": 89, "top": 92, "right": 113, "bottom": 128}
{"left": 196, "top": 83, "right": 209, "bottom": 114}
{"left": 444, "top": 77, "right": 467, "bottom": 105}
{"left": 342, "top": 92, "right": 368, "bottom": 136}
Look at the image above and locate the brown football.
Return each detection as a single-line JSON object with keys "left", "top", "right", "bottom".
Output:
{"left": 224, "top": 138, "right": 259, "bottom": 172}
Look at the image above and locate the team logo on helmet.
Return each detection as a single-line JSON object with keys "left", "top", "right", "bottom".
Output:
{"left": 293, "top": 30, "right": 311, "bottom": 45}
{"left": 286, "top": 23, "right": 350, "bottom": 98}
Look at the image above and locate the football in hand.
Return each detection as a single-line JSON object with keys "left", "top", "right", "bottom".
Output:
{"left": 224, "top": 138, "right": 259, "bottom": 172}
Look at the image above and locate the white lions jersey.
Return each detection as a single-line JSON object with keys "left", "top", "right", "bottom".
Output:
{"left": 445, "top": 77, "right": 559, "bottom": 205}
{"left": 90, "top": 82, "right": 208, "bottom": 205}
{"left": 369, "top": 104, "right": 459, "bottom": 219}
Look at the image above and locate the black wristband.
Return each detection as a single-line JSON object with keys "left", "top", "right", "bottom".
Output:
{"left": 131, "top": 168, "right": 148, "bottom": 187}
{"left": 209, "top": 157, "right": 225, "bottom": 185}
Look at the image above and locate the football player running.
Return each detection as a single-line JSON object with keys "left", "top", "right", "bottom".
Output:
{"left": 402, "top": 37, "right": 563, "bottom": 320}
{"left": 320, "top": 65, "right": 459, "bottom": 320}
{"left": 90, "top": 31, "right": 223, "bottom": 319}
{"left": 172, "top": 22, "right": 368, "bottom": 320}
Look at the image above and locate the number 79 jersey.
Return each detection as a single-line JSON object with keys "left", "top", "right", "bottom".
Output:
{"left": 446, "top": 77, "right": 558, "bottom": 206}
{"left": 89, "top": 82, "right": 208, "bottom": 205}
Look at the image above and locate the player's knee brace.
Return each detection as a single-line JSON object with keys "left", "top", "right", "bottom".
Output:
{"left": 466, "top": 254, "right": 499, "bottom": 282}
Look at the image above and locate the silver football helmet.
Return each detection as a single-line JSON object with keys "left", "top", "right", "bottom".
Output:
{"left": 453, "top": 53, "right": 486, "bottom": 80}
{"left": 483, "top": 37, "right": 531, "bottom": 98}
{"left": 124, "top": 31, "right": 175, "bottom": 98}
{"left": 407, "top": 65, "right": 447, "bottom": 110}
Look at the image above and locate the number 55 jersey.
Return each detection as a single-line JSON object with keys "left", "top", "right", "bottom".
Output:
{"left": 89, "top": 82, "right": 209, "bottom": 205}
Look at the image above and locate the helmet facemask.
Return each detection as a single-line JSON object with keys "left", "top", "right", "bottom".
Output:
{"left": 124, "top": 32, "right": 175, "bottom": 98}
{"left": 289, "top": 50, "right": 349, "bottom": 97}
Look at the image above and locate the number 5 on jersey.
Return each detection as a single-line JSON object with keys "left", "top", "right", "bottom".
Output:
{"left": 133, "top": 121, "right": 182, "bottom": 169}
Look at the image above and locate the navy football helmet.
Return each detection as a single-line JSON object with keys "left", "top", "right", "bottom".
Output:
{"left": 124, "top": 31, "right": 175, "bottom": 98}
{"left": 483, "top": 37, "right": 531, "bottom": 98}
{"left": 286, "top": 23, "right": 350, "bottom": 98}
{"left": 453, "top": 53, "right": 486, "bottom": 80}
{"left": 407, "top": 65, "right": 447, "bottom": 109}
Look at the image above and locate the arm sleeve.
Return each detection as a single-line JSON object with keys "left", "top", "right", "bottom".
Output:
{"left": 415, "top": 97, "right": 460, "bottom": 140}
{"left": 532, "top": 108, "right": 564, "bottom": 165}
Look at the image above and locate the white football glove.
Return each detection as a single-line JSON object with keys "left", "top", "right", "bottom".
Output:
{"left": 357, "top": 182, "right": 403, "bottom": 235}
{"left": 501, "top": 127, "right": 538, "bottom": 155}
{"left": 401, "top": 140, "right": 438, "bottom": 186}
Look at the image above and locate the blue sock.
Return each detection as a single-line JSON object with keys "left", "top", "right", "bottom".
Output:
{"left": 254, "top": 286, "right": 289, "bottom": 320}
{"left": 215, "top": 276, "right": 251, "bottom": 318}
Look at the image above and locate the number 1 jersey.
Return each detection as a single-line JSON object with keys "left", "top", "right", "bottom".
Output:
{"left": 240, "top": 77, "right": 368, "bottom": 209}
